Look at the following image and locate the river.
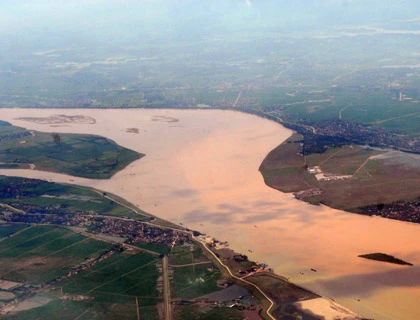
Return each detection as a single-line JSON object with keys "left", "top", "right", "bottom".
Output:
{"left": 0, "top": 108, "right": 419, "bottom": 319}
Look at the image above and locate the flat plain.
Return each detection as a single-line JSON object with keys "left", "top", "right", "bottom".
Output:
{"left": 0, "top": 120, "right": 142, "bottom": 179}
{"left": 260, "top": 133, "right": 420, "bottom": 218}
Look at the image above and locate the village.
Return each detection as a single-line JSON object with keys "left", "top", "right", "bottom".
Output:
{"left": 0, "top": 208, "right": 190, "bottom": 249}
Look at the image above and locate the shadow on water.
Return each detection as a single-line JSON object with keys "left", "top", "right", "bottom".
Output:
{"left": 306, "top": 266, "right": 420, "bottom": 299}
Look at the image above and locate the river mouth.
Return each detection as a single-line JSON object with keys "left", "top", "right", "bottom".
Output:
{"left": 1, "top": 108, "right": 420, "bottom": 320}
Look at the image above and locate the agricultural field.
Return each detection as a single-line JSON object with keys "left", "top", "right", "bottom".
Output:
{"left": 177, "top": 305, "right": 243, "bottom": 320}
{"left": 245, "top": 273, "right": 319, "bottom": 320}
{"left": 0, "top": 223, "right": 29, "bottom": 238}
{"left": 1, "top": 235, "right": 257, "bottom": 320}
{"left": 0, "top": 175, "right": 150, "bottom": 220}
{"left": 168, "top": 242, "right": 206, "bottom": 265}
{"left": 3, "top": 249, "right": 161, "bottom": 320}
{"left": 0, "top": 120, "right": 142, "bottom": 179}
{"left": 0, "top": 225, "right": 113, "bottom": 285}
{"left": 2, "top": 6, "right": 420, "bottom": 149}
{"left": 260, "top": 134, "right": 420, "bottom": 220}
{"left": 169, "top": 243, "right": 263, "bottom": 319}
{"left": 171, "top": 262, "right": 220, "bottom": 300}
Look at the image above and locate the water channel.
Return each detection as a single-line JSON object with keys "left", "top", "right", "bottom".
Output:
{"left": 0, "top": 108, "right": 419, "bottom": 319}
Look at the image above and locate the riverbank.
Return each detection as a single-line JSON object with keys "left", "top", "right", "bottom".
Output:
{"left": 259, "top": 133, "right": 420, "bottom": 222}
{"left": 1, "top": 108, "right": 420, "bottom": 319}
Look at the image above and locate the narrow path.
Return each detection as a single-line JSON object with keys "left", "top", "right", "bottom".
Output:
{"left": 332, "top": 66, "right": 359, "bottom": 82}
{"left": 162, "top": 255, "right": 172, "bottom": 320}
{"left": 374, "top": 111, "right": 420, "bottom": 124}
{"left": 87, "top": 259, "right": 157, "bottom": 293}
{"left": 44, "top": 238, "right": 90, "bottom": 258}
{"left": 0, "top": 203, "right": 26, "bottom": 214}
{"left": 318, "top": 148, "right": 342, "bottom": 167}
{"left": 87, "top": 188, "right": 149, "bottom": 218}
{"left": 352, "top": 151, "right": 395, "bottom": 177}
{"left": 171, "top": 261, "right": 213, "bottom": 268}
{"left": 338, "top": 102, "right": 352, "bottom": 120}
{"left": 136, "top": 297, "right": 140, "bottom": 320}
{"left": 0, "top": 228, "right": 55, "bottom": 254}
{"left": 72, "top": 227, "right": 160, "bottom": 256}
{"left": 0, "top": 224, "right": 33, "bottom": 243}
{"left": 194, "top": 236, "right": 276, "bottom": 320}
{"left": 232, "top": 90, "right": 243, "bottom": 108}
{"left": 74, "top": 308, "right": 91, "bottom": 320}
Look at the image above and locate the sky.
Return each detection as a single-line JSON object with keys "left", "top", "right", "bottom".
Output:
{"left": 0, "top": 0, "right": 418, "bottom": 53}
{"left": 1, "top": 0, "right": 418, "bottom": 33}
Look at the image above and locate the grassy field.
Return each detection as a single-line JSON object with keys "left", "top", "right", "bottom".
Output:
{"left": 245, "top": 273, "right": 319, "bottom": 320}
{"left": 0, "top": 225, "right": 114, "bottom": 284}
{"left": 168, "top": 243, "right": 205, "bottom": 265}
{"left": 5, "top": 299, "right": 140, "bottom": 320}
{"left": 168, "top": 243, "right": 221, "bottom": 299}
{"left": 4, "top": 249, "right": 161, "bottom": 320}
{"left": 177, "top": 305, "right": 243, "bottom": 320}
{"left": 0, "top": 121, "right": 142, "bottom": 179}
{"left": 135, "top": 243, "right": 171, "bottom": 255}
{"left": 259, "top": 134, "right": 318, "bottom": 193}
{"left": 0, "top": 176, "right": 150, "bottom": 220}
{"left": 171, "top": 263, "right": 220, "bottom": 299}
{"left": 61, "top": 250, "right": 159, "bottom": 298}
{"left": 260, "top": 134, "right": 420, "bottom": 214}
{"left": 0, "top": 223, "right": 30, "bottom": 238}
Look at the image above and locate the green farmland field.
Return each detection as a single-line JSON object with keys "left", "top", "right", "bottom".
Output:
{"left": 0, "top": 121, "right": 142, "bottom": 179}
{"left": 0, "top": 225, "right": 114, "bottom": 284}
{"left": 0, "top": 175, "right": 150, "bottom": 220}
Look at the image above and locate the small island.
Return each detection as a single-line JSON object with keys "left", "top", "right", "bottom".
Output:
{"left": 0, "top": 120, "right": 142, "bottom": 179}
{"left": 358, "top": 253, "right": 413, "bottom": 266}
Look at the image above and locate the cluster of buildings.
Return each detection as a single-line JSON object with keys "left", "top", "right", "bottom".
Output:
{"left": 0, "top": 208, "right": 189, "bottom": 249}
{"left": 92, "top": 218, "right": 190, "bottom": 247}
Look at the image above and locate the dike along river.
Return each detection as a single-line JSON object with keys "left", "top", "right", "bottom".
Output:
{"left": 1, "top": 108, "right": 420, "bottom": 320}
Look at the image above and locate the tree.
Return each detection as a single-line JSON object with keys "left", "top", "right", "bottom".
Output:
{"left": 52, "top": 133, "right": 61, "bottom": 144}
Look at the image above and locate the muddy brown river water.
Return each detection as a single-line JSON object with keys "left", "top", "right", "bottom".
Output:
{"left": 1, "top": 108, "right": 419, "bottom": 319}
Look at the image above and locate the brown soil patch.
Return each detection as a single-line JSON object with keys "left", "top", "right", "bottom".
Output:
{"left": 16, "top": 115, "right": 96, "bottom": 125}
{"left": 151, "top": 115, "right": 179, "bottom": 123}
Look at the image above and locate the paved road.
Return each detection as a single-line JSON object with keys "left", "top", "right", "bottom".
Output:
{"left": 194, "top": 236, "right": 276, "bottom": 320}
{"left": 162, "top": 255, "right": 172, "bottom": 320}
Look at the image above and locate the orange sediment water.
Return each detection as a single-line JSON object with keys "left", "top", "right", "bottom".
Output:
{"left": 0, "top": 108, "right": 419, "bottom": 319}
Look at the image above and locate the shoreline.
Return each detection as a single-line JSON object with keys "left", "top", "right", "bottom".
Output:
{"left": 0, "top": 108, "right": 420, "bottom": 316}
{"left": 0, "top": 175, "right": 360, "bottom": 319}
{"left": 258, "top": 131, "right": 419, "bottom": 225}
{"left": 0, "top": 108, "right": 362, "bottom": 319}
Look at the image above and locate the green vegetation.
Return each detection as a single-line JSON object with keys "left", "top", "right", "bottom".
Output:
{"left": 168, "top": 243, "right": 204, "bottom": 265}
{"left": 245, "top": 273, "right": 319, "bottom": 320}
{"left": 260, "top": 134, "right": 420, "bottom": 219}
{"left": 3, "top": 248, "right": 161, "bottom": 320}
{"left": 5, "top": 293, "right": 159, "bottom": 320}
{"left": 135, "top": 243, "right": 171, "bottom": 255}
{"left": 0, "top": 225, "right": 114, "bottom": 284}
{"left": 358, "top": 253, "right": 413, "bottom": 266}
{"left": 5, "top": 299, "right": 141, "bottom": 320}
{"left": 178, "top": 305, "right": 243, "bottom": 320}
{"left": 2, "top": 13, "right": 420, "bottom": 147}
{"left": 54, "top": 250, "right": 161, "bottom": 319}
{"left": 0, "top": 121, "right": 142, "bottom": 179}
{"left": 172, "top": 263, "right": 220, "bottom": 299}
{"left": 259, "top": 134, "right": 317, "bottom": 193}
{"left": 0, "top": 176, "right": 150, "bottom": 220}
{"left": 0, "top": 224, "right": 29, "bottom": 238}
{"left": 61, "top": 251, "right": 159, "bottom": 298}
